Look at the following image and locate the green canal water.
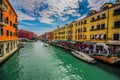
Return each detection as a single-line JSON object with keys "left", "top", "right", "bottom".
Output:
{"left": 0, "top": 41, "right": 120, "bottom": 80}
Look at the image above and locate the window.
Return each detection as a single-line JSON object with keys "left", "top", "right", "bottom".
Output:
{"left": 0, "top": 12, "right": 3, "bottom": 20}
{"left": 78, "top": 28, "right": 80, "bottom": 33}
{"left": 103, "top": 6, "right": 109, "bottom": 10}
{"left": 76, "top": 23, "right": 77, "bottom": 26}
{"left": 5, "top": 17, "right": 8, "bottom": 24}
{"left": 83, "top": 27, "right": 86, "bottom": 32}
{"left": 78, "top": 22, "right": 80, "bottom": 25}
{"left": 97, "top": 24, "right": 100, "bottom": 30}
{"left": 10, "top": 21, "right": 12, "bottom": 26}
{"left": 0, "top": 0, "right": 3, "bottom": 4}
{"left": 102, "top": 14, "right": 106, "bottom": 18}
{"left": 0, "top": 27, "right": 3, "bottom": 36}
{"left": 101, "top": 24, "right": 105, "bottom": 29}
{"left": 10, "top": 31, "right": 12, "bottom": 36}
{"left": 78, "top": 35, "right": 82, "bottom": 39}
{"left": 113, "top": 34, "right": 119, "bottom": 40}
{"left": 84, "top": 20, "right": 87, "bottom": 24}
{"left": 114, "top": 8, "right": 120, "bottom": 15}
{"left": 97, "top": 15, "right": 100, "bottom": 20}
{"left": 91, "top": 26, "right": 94, "bottom": 30}
{"left": 91, "top": 17, "right": 94, "bottom": 22}
{"left": 81, "top": 21, "right": 83, "bottom": 25}
{"left": 104, "top": 34, "right": 106, "bottom": 40}
{"left": 15, "top": 18, "right": 17, "bottom": 23}
{"left": 10, "top": 10, "right": 12, "bottom": 16}
{"left": 83, "top": 35, "right": 86, "bottom": 39}
{"left": 6, "top": 30, "right": 9, "bottom": 36}
{"left": 114, "top": 21, "right": 120, "bottom": 28}
{"left": 4, "top": 4, "right": 8, "bottom": 10}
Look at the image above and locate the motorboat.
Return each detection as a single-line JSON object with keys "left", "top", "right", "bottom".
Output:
{"left": 43, "top": 44, "right": 49, "bottom": 47}
{"left": 71, "top": 50, "right": 96, "bottom": 64}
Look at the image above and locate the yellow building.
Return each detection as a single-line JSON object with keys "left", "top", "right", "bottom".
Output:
{"left": 53, "top": 0, "right": 120, "bottom": 44}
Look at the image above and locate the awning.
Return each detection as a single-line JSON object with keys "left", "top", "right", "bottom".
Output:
{"left": 82, "top": 44, "right": 89, "bottom": 48}
{"left": 90, "top": 35, "right": 94, "bottom": 39}
{"left": 74, "top": 43, "right": 82, "bottom": 46}
{"left": 96, "top": 34, "right": 99, "bottom": 39}
{"left": 83, "top": 35, "right": 86, "bottom": 39}
{"left": 70, "top": 41, "right": 76, "bottom": 44}
{"left": 100, "top": 34, "right": 104, "bottom": 39}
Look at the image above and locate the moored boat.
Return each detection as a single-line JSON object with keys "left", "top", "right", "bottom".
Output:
{"left": 71, "top": 50, "right": 96, "bottom": 64}
{"left": 43, "top": 44, "right": 49, "bottom": 47}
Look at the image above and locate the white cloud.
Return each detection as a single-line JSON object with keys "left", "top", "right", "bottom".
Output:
{"left": 87, "top": 0, "right": 114, "bottom": 11}
{"left": 10, "top": 0, "right": 82, "bottom": 24}
{"left": 39, "top": 17, "right": 54, "bottom": 24}
{"left": 16, "top": 11, "right": 35, "bottom": 20}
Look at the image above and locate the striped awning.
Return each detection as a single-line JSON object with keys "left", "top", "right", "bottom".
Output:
{"left": 96, "top": 34, "right": 99, "bottom": 39}
{"left": 83, "top": 35, "right": 86, "bottom": 39}
{"left": 90, "top": 35, "right": 94, "bottom": 39}
{"left": 100, "top": 34, "right": 104, "bottom": 39}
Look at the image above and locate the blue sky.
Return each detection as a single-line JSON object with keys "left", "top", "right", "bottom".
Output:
{"left": 9, "top": 0, "right": 114, "bottom": 35}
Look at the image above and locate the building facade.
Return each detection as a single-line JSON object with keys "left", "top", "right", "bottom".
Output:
{"left": 18, "top": 29, "right": 34, "bottom": 39}
{"left": 53, "top": 0, "right": 120, "bottom": 45}
{"left": 0, "top": 0, "right": 18, "bottom": 62}
{"left": 39, "top": 31, "right": 54, "bottom": 42}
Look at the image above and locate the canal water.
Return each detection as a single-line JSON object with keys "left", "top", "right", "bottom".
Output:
{"left": 0, "top": 41, "right": 120, "bottom": 80}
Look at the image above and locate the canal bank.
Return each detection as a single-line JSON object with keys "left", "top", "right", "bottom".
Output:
{"left": 0, "top": 41, "right": 120, "bottom": 80}
{"left": 0, "top": 40, "right": 19, "bottom": 65}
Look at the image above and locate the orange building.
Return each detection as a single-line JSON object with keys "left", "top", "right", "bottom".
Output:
{"left": 0, "top": 0, "right": 18, "bottom": 41}
{"left": 0, "top": 0, "right": 18, "bottom": 63}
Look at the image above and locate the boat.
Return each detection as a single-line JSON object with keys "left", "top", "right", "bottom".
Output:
{"left": 19, "top": 42, "right": 25, "bottom": 48}
{"left": 71, "top": 50, "right": 96, "bottom": 64}
{"left": 91, "top": 42, "right": 120, "bottom": 64}
{"left": 91, "top": 54, "right": 120, "bottom": 64}
{"left": 43, "top": 44, "right": 49, "bottom": 47}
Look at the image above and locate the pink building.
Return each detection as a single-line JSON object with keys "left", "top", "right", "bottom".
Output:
{"left": 18, "top": 29, "right": 34, "bottom": 39}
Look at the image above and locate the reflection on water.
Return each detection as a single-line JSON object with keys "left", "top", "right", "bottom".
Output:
{"left": 0, "top": 41, "right": 120, "bottom": 80}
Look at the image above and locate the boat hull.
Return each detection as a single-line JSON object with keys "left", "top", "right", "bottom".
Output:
{"left": 91, "top": 54, "right": 120, "bottom": 64}
{"left": 71, "top": 51, "right": 96, "bottom": 64}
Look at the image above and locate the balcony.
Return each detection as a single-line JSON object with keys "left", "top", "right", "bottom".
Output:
{"left": 0, "top": 3, "right": 8, "bottom": 12}
{"left": 113, "top": 12, "right": 120, "bottom": 16}
{"left": 0, "top": 19, "right": 7, "bottom": 26}
{"left": 101, "top": 16, "right": 106, "bottom": 19}
{"left": 95, "top": 18, "right": 100, "bottom": 21}
{"left": 112, "top": 26, "right": 120, "bottom": 29}
{"left": 90, "top": 19, "right": 94, "bottom": 22}
{"left": 90, "top": 29, "right": 94, "bottom": 31}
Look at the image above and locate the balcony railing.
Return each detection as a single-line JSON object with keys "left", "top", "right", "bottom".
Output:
{"left": 0, "top": 3, "right": 8, "bottom": 12}
{"left": 0, "top": 19, "right": 7, "bottom": 26}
